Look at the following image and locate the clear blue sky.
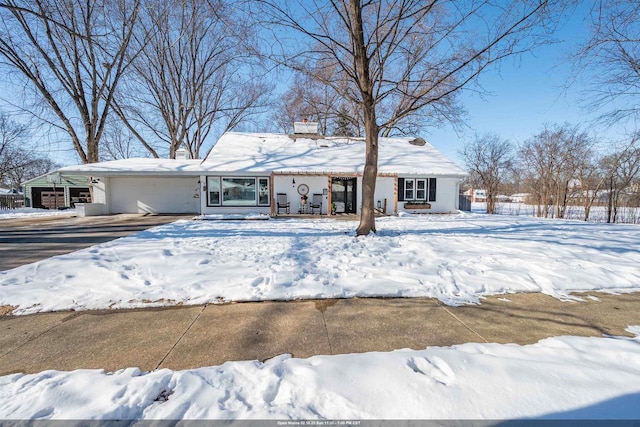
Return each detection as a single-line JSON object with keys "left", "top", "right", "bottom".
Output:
{"left": 1, "top": 2, "right": 628, "bottom": 167}
{"left": 424, "top": 2, "right": 633, "bottom": 166}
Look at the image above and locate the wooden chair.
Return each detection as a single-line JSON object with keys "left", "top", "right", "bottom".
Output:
{"left": 310, "top": 193, "right": 322, "bottom": 214}
{"left": 276, "top": 193, "right": 290, "bottom": 214}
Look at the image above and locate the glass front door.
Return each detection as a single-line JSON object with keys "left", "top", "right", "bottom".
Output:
{"left": 331, "top": 177, "right": 357, "bottom": 213}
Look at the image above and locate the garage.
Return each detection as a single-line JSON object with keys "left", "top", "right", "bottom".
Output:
{"left": 109, "top": 176, "right": 200, "bottom": 214}
{"left": 24, "top": 174, "right": 93, "bottom": 209}
{"left": 31, "top": 187, "right": 65, "bottom": 209}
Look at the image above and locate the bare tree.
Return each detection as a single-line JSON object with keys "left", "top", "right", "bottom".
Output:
{"left": 255, "top": 0, "right": 561, "bottom": 235}
{"left": 0, "top": 111, "right": 29, "bottom": 184}
{"left": 100, "top": 117, "right": 149, "bottom": 161}
{"left": 0, "top": 111, "right": 57, "bottom": 188}
{"left": 600, "top": 140, "right": 640, "bottom": 223}
{"left": 5, "top": 157, "right": 59, "bottom": 189}
{"left": 272, "top": 67, "right": 363, "bottom": 135}
{"left": 461, "top": 134, "right": 514, "bottom": 214}
{"left": 571, "top": 0, "right": 640, "bottom": 124}
{"left": 113, "top": 0, "right": 271, "bottom": 160}
{"left": 519, "top": 124, "right": 593, "bottom": 218}
{"left": 271, "top": 73, "right": 337, "bottom": 134}
{"left": 0, "top": 0, "right": 141, "bottom": 163}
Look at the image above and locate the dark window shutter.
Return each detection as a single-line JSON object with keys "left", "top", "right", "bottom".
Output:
{"left": 398, "top": 178, "right": 405, "bottom": 201}
{"left": 428, "top": 178, "right": 437, "bottom": 202}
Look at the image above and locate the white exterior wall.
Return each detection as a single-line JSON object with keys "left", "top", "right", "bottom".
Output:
{"left": 398, "top": 176, "right": 460, "bottom": 214}
{"left": 109, "top": 176, "right": 200, "bottom": 214}
{"left": 90, "top": 178, "right": 108, "bottom": 204}
{"left": 373, "top": 177, "right": 395, "bottom": 215}
{"left": 273, "top": 175, "right": 329, "bottom": 214}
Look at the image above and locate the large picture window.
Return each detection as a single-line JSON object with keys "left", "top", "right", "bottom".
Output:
{"left": 222, "top": 178, "right": 256, "bottom": 206}
{"left": 207, "top": 176, "right": 270, "bottom": 207}
{"left": 398, "top": 178, "right": 437, "bottom": 202}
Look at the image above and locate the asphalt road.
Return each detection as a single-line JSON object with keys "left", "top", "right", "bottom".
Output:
{"left": 0, "top": 214, "right": 192, "bottom": 271}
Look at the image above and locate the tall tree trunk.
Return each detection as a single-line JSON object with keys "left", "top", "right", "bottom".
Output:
{"left": 349, "top": 0, "right": 378, "bottom": 236}
{"left": 87, "top": 138, "right": 99, "bottom": 163}
{"left": 357, "top": 111, "right": 378, "bottom": 235}
{"left": 607, "top": 176, "right": 614, "bottom": 223}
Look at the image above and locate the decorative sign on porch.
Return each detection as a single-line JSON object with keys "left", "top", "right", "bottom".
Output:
{"left": 297, "top": 183, "right": 309, "bottom": 196}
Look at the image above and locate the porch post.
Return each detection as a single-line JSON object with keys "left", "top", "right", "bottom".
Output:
{"left": 327, "top": 175, "right": 332, "bottom": 216}
{"left": 394, "top": 175, "right": 398, "bottom": 214}
{"left": 270, "top": 173, "right": 275, "bottom": 216}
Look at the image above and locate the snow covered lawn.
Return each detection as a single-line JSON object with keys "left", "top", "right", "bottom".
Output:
{"left": 2, "top": 329, "right": 640, "bottom": 419}
{"left": 1, "top": 212, "right": 640, "bottom": 314}
{"left": 0, "top": 207, "right": 76, "bottom": 220}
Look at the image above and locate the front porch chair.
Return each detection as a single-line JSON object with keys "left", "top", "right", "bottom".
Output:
{"left": 276, "top": 193, "right": 290, "bottom": 214}
{"left": 310, "top": 193, "right": 322, "bottom": 214}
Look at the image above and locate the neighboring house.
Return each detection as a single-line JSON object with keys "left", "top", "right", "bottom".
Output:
{"left": 510, "top": 193, "right": 531, "bottom": 203}
{"left": 57, "top": 125, "right": 467, "bottom": 216}
{"left": 463, "top": 188, "right": 487, "bottom": 203}
{"left": 23, "top": 173, "right": 91, "bottom": 209}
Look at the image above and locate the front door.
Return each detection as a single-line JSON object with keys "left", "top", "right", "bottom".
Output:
{"left": 331, "top": 177, "right": 357, "bottom": 213}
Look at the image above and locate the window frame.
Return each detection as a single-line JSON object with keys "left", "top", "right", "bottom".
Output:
{"left": 207, "top": 177, "right": 221, "bottom": 206}
{"left": 258, "top": 177, "right": 270, "bottom": 206}
{"left": 206, "top": 176, "right": 271, "bottom": 207}
{"left": 416, "top": 179, "right": 427, "bottom": 200}
{"left": 400, "top": 177, "right": 437, "bottom": 202}
{"left": 404, "top": 179, "right": 415, "bottom": 200}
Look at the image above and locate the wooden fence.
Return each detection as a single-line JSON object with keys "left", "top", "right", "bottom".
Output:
{"left": 0, "top": 194, "right": 25, "bottom": 210}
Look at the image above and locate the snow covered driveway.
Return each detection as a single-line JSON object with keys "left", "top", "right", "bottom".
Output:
{"left": 1, "top": 213, "right": 640, "bottom": 314}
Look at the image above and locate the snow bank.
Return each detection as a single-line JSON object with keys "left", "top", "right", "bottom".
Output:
{"left": 1, "top": 330, "right": 639, "bottom": 419}
{"left": 0, "top": 207, "right": 76, "bottom": 220}
{"left": 1, "top": 213, "right": 640, "bottom": 314}
{"left": 194, "top": 213, "right": 271, "bottom": 221}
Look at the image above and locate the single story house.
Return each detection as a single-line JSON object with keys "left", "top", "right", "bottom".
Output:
{"left": 57, "top": 126, "right": 467, "bottom": 216}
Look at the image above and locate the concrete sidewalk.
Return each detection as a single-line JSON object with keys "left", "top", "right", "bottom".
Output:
{"left": 1, "top": 292, "right": 639, "bottom": 375}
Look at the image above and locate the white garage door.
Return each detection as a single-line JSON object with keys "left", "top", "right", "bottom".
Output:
{"left": 110, "top": 176, "right": 199, "bottom": 214}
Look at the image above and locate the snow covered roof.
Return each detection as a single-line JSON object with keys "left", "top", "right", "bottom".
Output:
{"left": 58, "top": 132, "right": 467, "bottom": 177}
{"left": 57, "top": 158, "right": 209, "bottom": 176}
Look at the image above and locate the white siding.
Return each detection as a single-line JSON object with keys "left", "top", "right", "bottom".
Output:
{"left": 398, "top": 176, "right": 460, "bottom": 214}
{"left": 90, "top": 178, "right": 108, "bottom": 204}
{"left": 109, "top": 177, "right": 199, "bottom": 214}
{"left": 273, "top": 175, "right": 329, "bottom": 214}
{"left": 373, "top": 177, "right": 395, "bottom": 214}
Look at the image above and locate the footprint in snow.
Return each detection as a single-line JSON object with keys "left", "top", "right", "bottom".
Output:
{"left": 406, "top": 356, "right": 456, "bottom": 386}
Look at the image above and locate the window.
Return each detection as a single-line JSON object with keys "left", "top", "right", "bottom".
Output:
{"left": 404, "top": 179, "right": 414, "bottom": 200}
{"left": 207, "top": 176, "right": 270, "bottom": 206}
{"left": 398, "top": 178, "right": 437, "bottom": 202}
{"left": 428, "top": 178, "right": 437, "bottom": 202}
{"left": 258, "top": 178, "right": 270, "bottom": 206}
{"left": 208, "top": 177, "right": 221, "bottom": 205}
{"left": 222, "top": 178, "right": 256, "bottom": 206}
{"left": 416, "top": 179, "right": 426, "bottom": 200}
